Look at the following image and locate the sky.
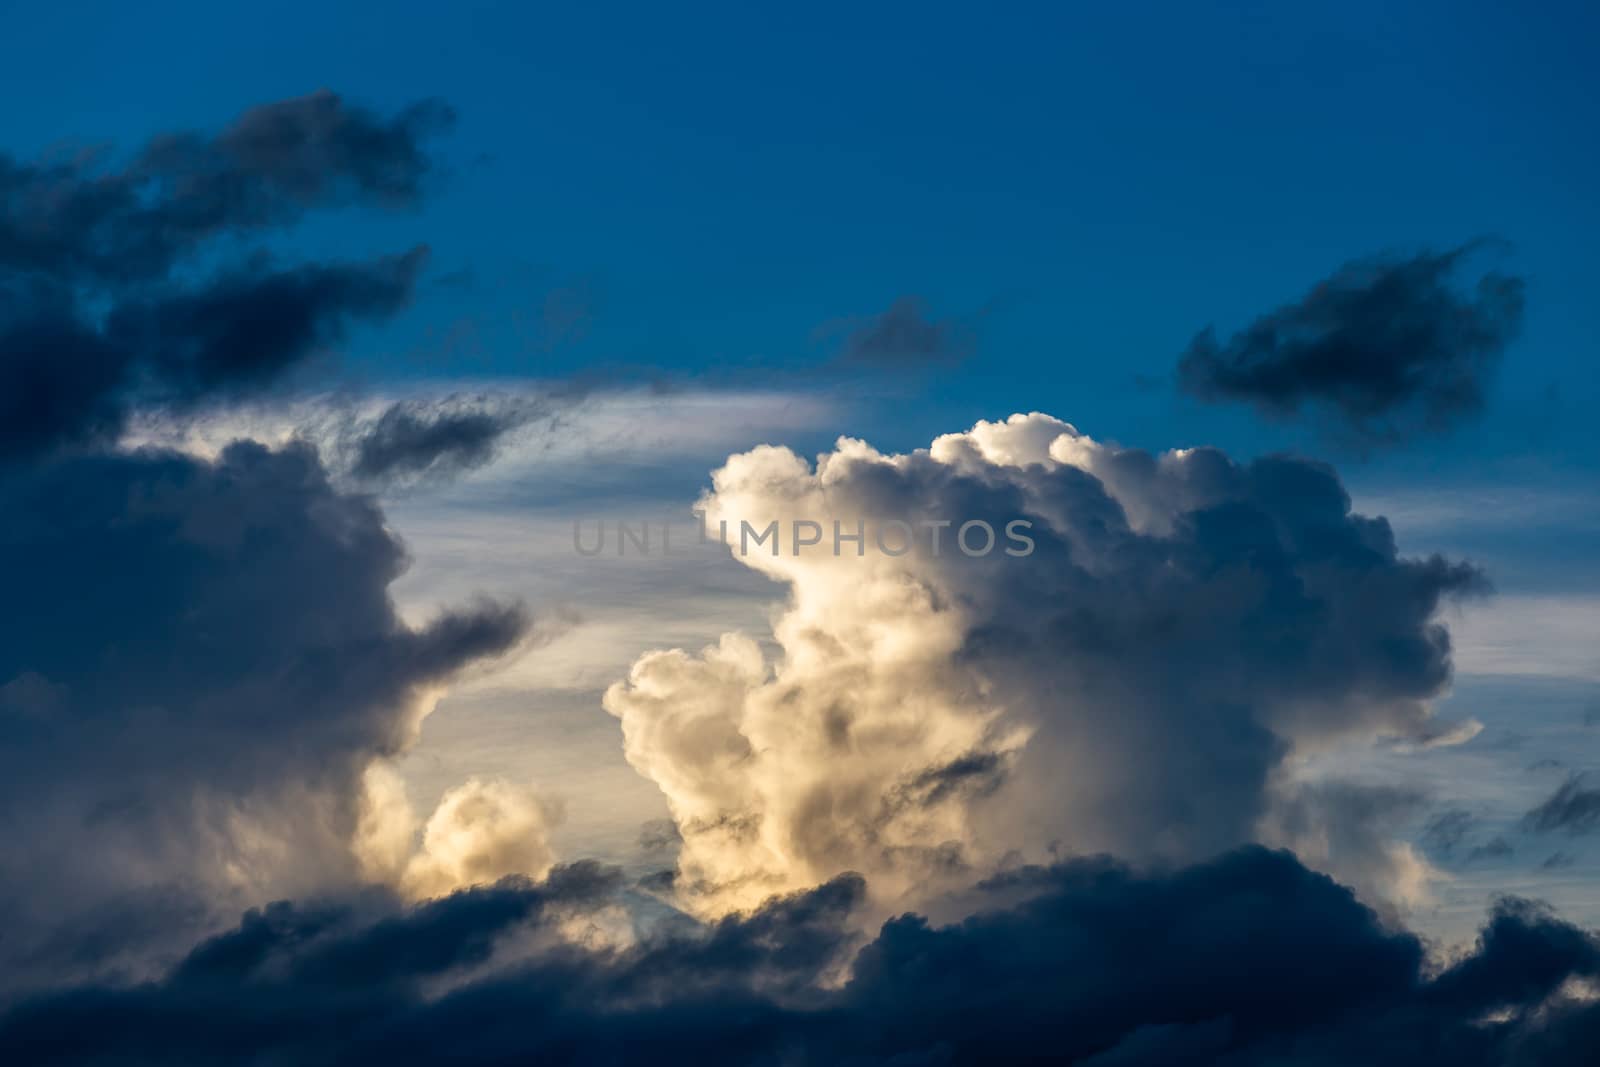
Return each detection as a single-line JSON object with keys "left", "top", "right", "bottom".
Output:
{"left": 1, "top": 3, "right": 1599, "bottom": 1063}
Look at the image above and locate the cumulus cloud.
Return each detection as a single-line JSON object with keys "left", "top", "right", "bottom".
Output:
{"left": 400, "top": 778, "right": 562, "bottom": 900}
{"left": 0, "top": 92, "right": 447, "bottom": 461}
{"left": 604, "top": 413, "right": 1482, "bottom": 917}
{"left": 0, "top": 441, "right": 532, "bottom": 988}
{"left": 4, "top": 847, "right": 1599, "bottom": 1064}
{"left": 1178, "top": 242, "right": 1525, "bottom": 442}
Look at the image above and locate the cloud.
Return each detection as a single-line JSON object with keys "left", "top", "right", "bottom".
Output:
{"left": 0, "top": 440, "right": 531, "bottom": 988}
{"left": 0, "top": 250, "right": 428, "bottom": 461}
{"left": 348, "top": 394, "right": 548, "bottom": 486}
{"left": 1525, "top": 775, "right": 1600, "bottom": 836}
{"left": 1178, "top": 242, "right": 1525, "bottom": 442}
{"left": 1469, "top": 837, "right": 1515, "bottom": 862}
{"left": 0, "top": 92, "right": 447, "bottom": 462}
{"left": 1421, "top": 808, "right": 1477, "bottom": 859}
{"left": 0, "top": 89, "right": 451, "bottom": 286}
{"left": 833, "top": 296, "right": 974, "bottom": 365}
{"left": 399, "top": 778, "right": 563, "bottom": 900}
{"left": 1258, "top": 783, "right": 1436, "bottom": 915}
{"left": 4, "top": 848, "right": 1599, "bottom": 1064}
{"left": 604, "top": 413, "right": 1482, "bottom": 917}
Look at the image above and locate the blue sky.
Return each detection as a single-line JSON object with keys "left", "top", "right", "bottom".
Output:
{"left": 6, "top": 0, "right": 1595, "bottom": 478}
{"left": 4, "top": 6, "right": 1600, "bottom": 1056}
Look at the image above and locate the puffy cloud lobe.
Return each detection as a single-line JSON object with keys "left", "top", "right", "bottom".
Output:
{"left": 0, "top": 441, "right": 529, "bottom": 986}
{"left": 399, "top": 778, "right": 562, "bottom": 901}
{"left": 3, "top": 848, "right": 1599, "bottom": 1064}
{"left": 605, "top": 413, "right": 1482, "bottom": 916}
{"left": 1178, "top": 242, "right": 1525, "bottom": 442}
{"left": 0, "top": 90, "right": 451, "bottom": 286}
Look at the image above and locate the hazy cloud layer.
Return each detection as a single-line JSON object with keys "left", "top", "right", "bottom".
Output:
{"left": 1179, "top": 242, "right": 1525, "bottom": 442}
{"left": 605, "top": 413, "right": 1481, "bottom": 916}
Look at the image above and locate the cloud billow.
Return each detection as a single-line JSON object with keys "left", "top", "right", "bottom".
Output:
{"left": 0, "top": 440, "right": 531, "bottom": 989}
{"left": 1178, "top": 242, "right": 1525, "bottom": 442}
{"left": 604, "top": 413, "right": 1484, "bottom": 917}
{"left": 4, "top": 847, "right": 1599, "bottom": 1064}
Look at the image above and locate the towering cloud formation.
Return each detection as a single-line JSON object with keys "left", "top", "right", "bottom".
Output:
{"left": 1178, "top": 242, "right": 1524, "bottom": 442}
{"left": 0, "top": 91, "right": 450, "bottom": 461}
{"left": 606, "top": 413, "right": 1482, "bottom": 915}
{"left": 0, "top": 441, "right": 532, "bottom": 987}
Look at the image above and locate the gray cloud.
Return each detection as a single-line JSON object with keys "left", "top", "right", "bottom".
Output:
{"left": 0, "top": 93, "right": 447, "bottom": 462}
{"left": 0, "top": 441, "right": 529, "bottom": 988}
{"left": 1468, "top": 837, "right": 1515, "bottom": 862}
{"left": 0, "top": 250, "right": 426, "bottom": 462}
{"left": 4, "top": 848, "right": 1599, "bottom": 1065}
{"left": 1178, "top": 241, "right": 1524, "bottom": 443}
{"left": 1525, "top": 775, "right": 1600, "bottom": 837}
{"left": 348, "top": 394, "right": 548, "bottom": 486}
{"left": 1420, "top": 808, "right": 1476, "bottom": 859}
{"left": 0, "top": 89, "right": 451, "bottom": 287}
{"left": 835, "top": 296, "right": 974, "bottom": 365}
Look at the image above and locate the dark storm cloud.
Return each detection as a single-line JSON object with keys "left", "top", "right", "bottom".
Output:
{"left": 349, "top": 395, "right": 543, "bottom": 485}
{"left": 1524, "top": 775, "right": 1600, "bottom": 836}
{"left": 0, "top": 250, "right": 426, "bottom": 460}
{"left": 0, "top": 441, "right": 530, "bottom": 988}
{"left": 1178, "top": 242, "right": 1525, "bottom": 442}
{"left": 0, "top": 90, "right": 451, "bottom": 286}
{"left": 112, "top": 249, "right": 426, "bottom": 398}
{"left": 837, "top": 296, "right": 974, "bottom": 365}
{"left": 0, "top": 92, "right": 447, "bottom": 461}
{"left": 5, "top": 848, "right": 1600, "bottom": 1065}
